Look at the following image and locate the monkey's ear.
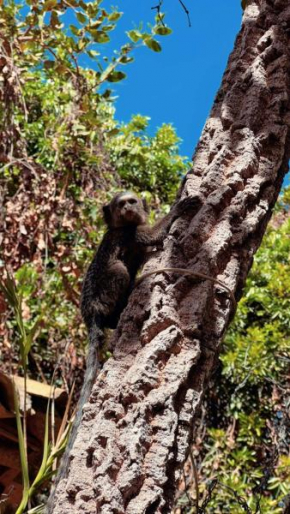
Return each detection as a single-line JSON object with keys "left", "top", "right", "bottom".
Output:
{"left": 142, "top": 198, "right": 149, "bottom": 213}
{"left": 103, "top": 204, "right": 112, "bottom": 226}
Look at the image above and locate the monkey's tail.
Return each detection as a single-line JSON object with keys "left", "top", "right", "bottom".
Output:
{"left": 46, "top": 322, "right": 104, "bottom": 512}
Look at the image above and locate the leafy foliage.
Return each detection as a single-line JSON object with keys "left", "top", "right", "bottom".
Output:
{"left": 0, "top": 0, "right": 186, "bottom": 380}
{"left": 108, "top": 115, "right": 186, "bottom": 204}
{"left": 0, "top": 271, "right": 72, "bottom": 513}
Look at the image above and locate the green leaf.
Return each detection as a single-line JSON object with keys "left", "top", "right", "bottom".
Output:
{"left": 144, "top": 38, "right": 161, "bottom": 53}
{"left": 43, "top": 0, "right": 57, "bottom": 11}
{"left": 106, "top": 128, "right": 119, "bottom": 137}
{"left": 102, "top": 89, "right": 112, "bottom": 98}
{"left": 87, "top": 49, "right": 100, "bottom": 58}
{"left": 119, "top": 55, "right": 134, "bottom": 64}
{"left": 89, "top": 30, "right": 110, "bottom": 43}
{"left": 153, "top": 25, "right": 172, "bottom": 36}
{"left": 70, "top": 24, "right": 81, "bottom": 36}
{"left": 155, "top": 12, "right": 165, "bottom": 23}
{"left": 25, "top": 316, "right": 42, "bottom": 359}
{"left": 107, "top": 70, "right": 126, "bottom": 82}
{"left": 0, "top": 274, "right": 17, "bottom": 307}
{"left": 127, "top": 30, "right": 142, "bottom": 43}
{"left": 102, "top": 24, "right": 115, "bottom": 32}
{"left": 108, "top": 11, "right": 123, "bottom": 22}
{"left": 78, "top": 38, "right": 87, "bottom": 51}
{"left": 121, "top": 43, "right": 132, "bottom": 54}
{"left": 29, "top": 396, "right": 51, "bottom": 492}
{"left": 76, "top": 11, "right": 87, "bottom": 24}
{"left": 89, "top": 20, "right": 102, "bottom": 29}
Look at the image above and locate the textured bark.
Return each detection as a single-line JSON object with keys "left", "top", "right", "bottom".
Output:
{"left": 48, "top": 0, "right": 290, "bottom": 512}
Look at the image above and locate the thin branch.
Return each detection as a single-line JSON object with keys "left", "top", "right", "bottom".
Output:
{"left": 182, "top": 468, "right": 193, "bottom": 508}
{"left": 151, "top": 0, "right": 165, "bottom": 26}
{"left": 189, "top": 450, "right": 199, "bottom": 513}
{"left": 151, "top": 0, "right": 191, "bottom": 27}
{"left": 178, "top": 0, "right": 191, "bottom": 27}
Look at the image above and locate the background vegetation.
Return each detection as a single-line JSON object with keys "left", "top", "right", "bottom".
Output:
{"left": 0, "top": 1, "right": 289, "bottom": 512}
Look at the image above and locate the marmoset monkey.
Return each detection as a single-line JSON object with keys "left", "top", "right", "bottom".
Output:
{"left": 81, "top": 191, "right": 189, "bottom": 331}
{"left": 48, "top": 192, "right": 195, "bottom": 499}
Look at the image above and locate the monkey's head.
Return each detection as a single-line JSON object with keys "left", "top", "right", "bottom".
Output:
{"left": 103, "top": 192, "right": 149, "bottom": 228}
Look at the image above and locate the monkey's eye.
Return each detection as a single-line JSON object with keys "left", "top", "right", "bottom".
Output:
{"left": 128, "top": 198, "right": 137, "bottom": 205}
{"left": 119, "top": 200, "right": 125, "bottom": 208}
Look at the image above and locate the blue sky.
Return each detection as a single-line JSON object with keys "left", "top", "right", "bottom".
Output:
{"left": 101, "top": 0, "right": 243, "bottom": 159}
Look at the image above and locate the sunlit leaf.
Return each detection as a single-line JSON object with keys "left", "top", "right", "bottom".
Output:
{"left": 43, "top": 0, "right": 57, "bottom": 11}
{"left": 153, "top": 25, "right": 172, "bottom": 36}
{"left": 107, "top": 70, "right": 126, "bottom": 82}
{"left": 70, "top": 24, "right": 80, "bottom": 36}
{"left": 127, "top": 30, "right": 142, "bottom": 43}
{"left": 106, "top": 128, "right": 119, "bottom": 137}
{"left": 76, "top": 11, "right": 86, "bottom": 24}
{"left": 89, "top": 30, "right": 110, "bottom": 43}
{"left": 119, "top": 55, "right": 134, "bottom": 64}
{"left": 108, "top": 12, "right": 123, "bottom": 22}
{"left": 144, "top": 37, "right": 161, "bottom": 52}
{"left": 87, "top": 49, "right": 100, "bottom": 58}
{"left": 90, "top": 20, "right": 102, "bottom": 29}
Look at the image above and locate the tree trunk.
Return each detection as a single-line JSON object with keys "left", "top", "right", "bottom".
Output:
{"left": 48, "top": 0, "right": 290, "bottom": 512}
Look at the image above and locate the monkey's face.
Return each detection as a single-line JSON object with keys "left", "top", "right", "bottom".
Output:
{"left": 103, "top": 192, "right": 148, "bottom": 228}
